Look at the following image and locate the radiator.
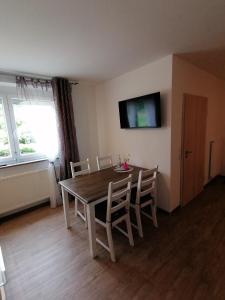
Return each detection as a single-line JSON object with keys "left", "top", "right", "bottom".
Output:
{"left": 0, "top": 168, "right": 50, "bottom": 216}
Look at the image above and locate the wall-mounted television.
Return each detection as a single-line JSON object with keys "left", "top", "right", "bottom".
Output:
{"left": 118, "top": 92, "right": 161, "bottom": 128}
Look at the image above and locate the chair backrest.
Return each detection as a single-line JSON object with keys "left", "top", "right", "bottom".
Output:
{"left": 70, "top": 158, "right": 91, "bottom": 178}
{"left": 96, "top": 155, "right": 113, "bottom": 171}
{"left": 106, "top": 174, "right": 132, "bottom": 222}
{"left": 136, "top": 166, "right": 158, "bottom": 204}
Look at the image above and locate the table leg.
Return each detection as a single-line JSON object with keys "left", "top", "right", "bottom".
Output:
{"left": 61, "top": 187, "right": 71, "bottom": 229}
{"left": 86, "top": 203, "right": 97, "bottom": 258}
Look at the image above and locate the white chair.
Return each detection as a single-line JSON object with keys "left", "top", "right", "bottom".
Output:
{"left": 130, "top": 166, "right": 158, "bottom": 238}
{"left": 95, "top": 174, "right": 134, "bottom": 262}
{"left": 70, "top": 159, "right": 91, "bottom": 226}
{"left": 96, "top": 155, "right": 113, "bottom": 171}
{"left": 0, "top": 246, "right": 6, "bottom": 300}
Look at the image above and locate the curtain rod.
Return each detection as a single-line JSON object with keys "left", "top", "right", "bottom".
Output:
{"left": 0, "top": 71, "right": 79, "bottom": 85}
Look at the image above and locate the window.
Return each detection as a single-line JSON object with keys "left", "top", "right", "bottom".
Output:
{"left": 0, "top": 98, "right": 12, "bottom": 159}
{"left": 0, "top": 86, "right": 58, "bottom": 166}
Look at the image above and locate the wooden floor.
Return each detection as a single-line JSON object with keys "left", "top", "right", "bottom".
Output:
{"left": 1, "top": 177, "right": 225, "bottom": 300}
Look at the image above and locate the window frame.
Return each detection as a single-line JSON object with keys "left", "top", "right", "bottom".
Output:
{"left": 0, "top": 88, "right": 48, "bottom": 166}
{"left": 0, "top": 96, "right": 16, "bottom": 165}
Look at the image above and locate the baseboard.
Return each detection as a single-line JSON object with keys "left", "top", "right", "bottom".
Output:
{"left": 204, "top": 174, "right": 223, "bottom": 187}
{"left": 156, "top": 206, "right": 175, "bottom": 215}
{"left": 0, "top": 198, "right": 50, "bottom": 223}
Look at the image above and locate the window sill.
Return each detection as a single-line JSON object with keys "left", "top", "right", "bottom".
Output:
{"left": 0, "top": 159, "right": 48, "bottom": 169}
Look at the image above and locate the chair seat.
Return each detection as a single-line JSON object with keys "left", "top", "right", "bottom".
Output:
{"left": 95, "top": 201, "right": 127, "bottom": 223}
{"left": 130, "top": 187, "right": 153, "bottom": 205}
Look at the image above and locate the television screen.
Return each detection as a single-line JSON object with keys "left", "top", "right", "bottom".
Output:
{"left": 118, "top": 92, "right": 161, "bottom": 128}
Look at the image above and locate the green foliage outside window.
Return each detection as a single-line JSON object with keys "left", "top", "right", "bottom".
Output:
{"left": 21, "top": 147, "right": 36, "bottom": 154}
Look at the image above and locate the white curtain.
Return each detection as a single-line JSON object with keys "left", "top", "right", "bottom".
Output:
{"left": 16, "top": 76, "right": 62, "bottom": 207}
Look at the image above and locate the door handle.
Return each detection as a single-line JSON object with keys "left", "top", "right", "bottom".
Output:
{"left": 185, "top": 150, "right": 192, "bottom": 158}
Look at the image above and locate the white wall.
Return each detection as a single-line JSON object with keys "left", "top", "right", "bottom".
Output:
{"left": 72, "top": 82, "right": 99, "bottom": 171}
{"left": 95, "top": 56, "right": 173, "bottom": 211}
{"left": 171, "top": 55, "right": 225, "bottom": 210}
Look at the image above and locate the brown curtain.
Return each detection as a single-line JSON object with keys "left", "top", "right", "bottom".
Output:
{"left": 52, "top": 77, "right": 79, "bottom": 180}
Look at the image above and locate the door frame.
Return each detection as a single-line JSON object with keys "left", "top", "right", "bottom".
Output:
{"left": 180, "top": 93, "right": 208, "bottom": 206}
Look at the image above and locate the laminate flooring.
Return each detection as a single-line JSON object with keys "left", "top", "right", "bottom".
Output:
{"left": 1, "top": 177, "right": 225, "bottom": 300}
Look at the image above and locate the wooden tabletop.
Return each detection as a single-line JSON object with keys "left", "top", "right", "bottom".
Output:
{"left": 59, "top": 165, "right": 144, "bottom": 204}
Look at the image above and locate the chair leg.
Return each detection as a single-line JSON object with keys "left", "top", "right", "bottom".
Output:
{"left": 126, "top": 215, "right": 134, "bottom": 246}
{"left": 75, "top": 197, "right": 78, "bottom": 217}
{"left": 106, "top": 223, "right": 116, "bottom": 262}
{"left": 84, "top": 204, "right": 88, "bottom": 228}
{"left": 151, "top": 204, "right": 158, "bottom": 228}
{"left": 135, "top": 205, "right": 143, "bottom": 238}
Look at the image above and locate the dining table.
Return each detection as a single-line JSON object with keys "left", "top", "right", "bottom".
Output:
{"left": 59, "top": 165, "right": 144, "bottom": 258}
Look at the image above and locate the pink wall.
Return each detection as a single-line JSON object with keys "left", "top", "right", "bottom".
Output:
{"left": 94, "top": 55, "right": 225, "bottom": 212}
{"left": 96, "top": 56, "right": 172, "bottom": 212}
{"left": 171, "top": 56, "right": 225, "bottom": 210}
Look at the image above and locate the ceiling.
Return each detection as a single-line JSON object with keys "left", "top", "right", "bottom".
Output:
{"left": 177, "top": 49, "right": 225, "bottom": 80}
{"left": 0, "top": 0, "right": 225, "bottom": 81}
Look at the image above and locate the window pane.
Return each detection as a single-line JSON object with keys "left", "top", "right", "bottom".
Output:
{"left": 12, "top": 100, "right": 58, "bottom": 158}
{"left": 0, "top": 99, "right": 11, "bottom": 159}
